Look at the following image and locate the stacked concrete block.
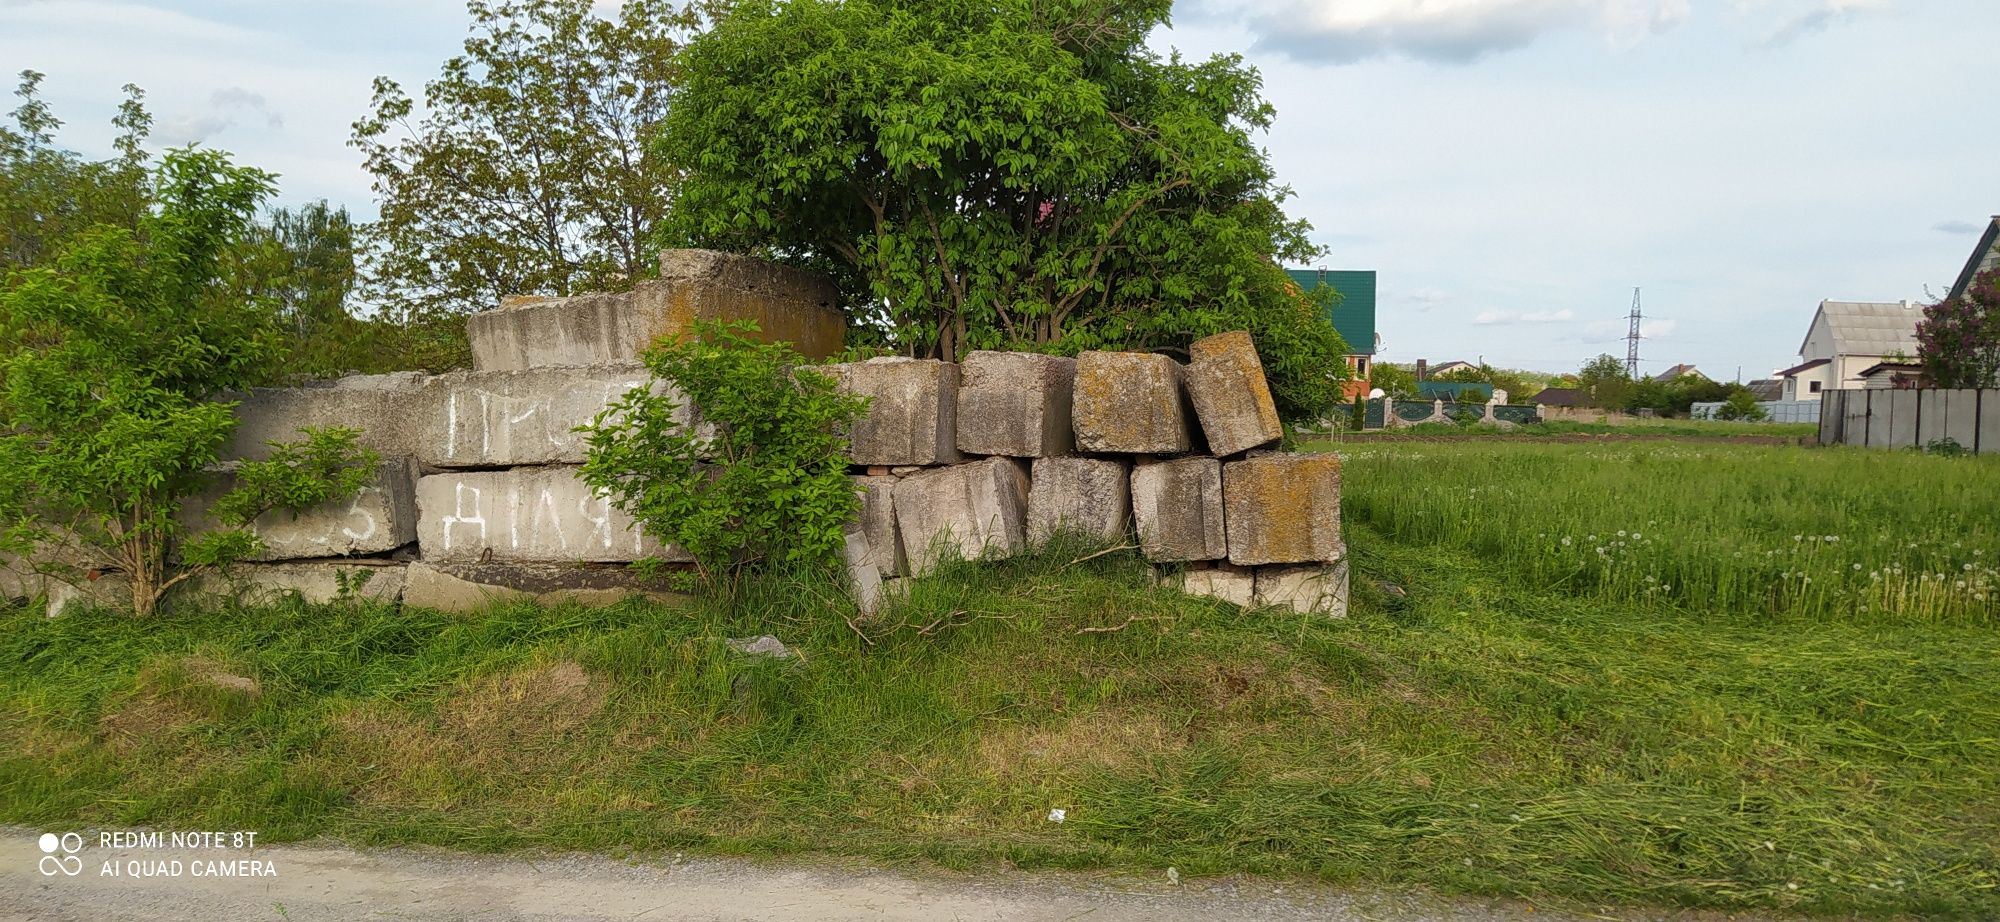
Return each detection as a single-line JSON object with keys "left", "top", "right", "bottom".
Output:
{"left": 413, "top": 467, "right": 689, "bottom": 564}
{"left": 467, "top": 249, "right": 845, "bottom": 371}
{"left": 179, "top": 458, "right": 420, "bottom": 562}
{"left": 192, "top": 561, "right": 410, "bottom": 607}
{"left": 891, "top": 458, "right": 1030, "bottom": 575}
{"left": 851, "top": 475, "right": 905, "bottom": 578}
{"left": 1026, "top": 457, "right": 1130, "bottom": 544}
{"left": 1184, "top": 331, "right": 1282, "bottom": 457}
{"left": 956, "top": 351, "right": 1075, "bottom": 458}
{"left": 1179, "top": 565, "right": 1256, "bottom": 607}
{"left": 1071, "top": 352, "right": 1195, "bottom": 454}
{"left": 419, "top": 364, "right": 686, "bottom": 468}
{"left": 221, "top": 372, "right": 431, "bottom": 461}
{"left": 1222, "top": 453, "right": 1344, "bottom": 566}
{"left": 1130, "top": 457, "right": 1227, "bottom": 562}
{"left": 1254, "top": 560, "right": 1350, "bottom": 617}
{"left": 401, "top": 561, "right": 688, "bottom": 612}
{"left": 830, "top": 357, "right": 963, "bottom": 466}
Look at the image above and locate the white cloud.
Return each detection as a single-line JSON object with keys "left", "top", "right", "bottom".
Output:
{"left": 1209, "top": 0, "right": 1691, "bottom": 65}
{"left": 1475, "top": 308, "right": 1576, "bottom": 324}
{"left": 1761, "top": 0, "right": 1890, "bottom": 48}
{"left": 1933, "top": 219, "right": 1983, "bottom": 234}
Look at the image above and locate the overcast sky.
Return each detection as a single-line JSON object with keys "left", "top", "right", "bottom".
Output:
{"left": 5, "top": 0, "right": 1997, "bottom": 378}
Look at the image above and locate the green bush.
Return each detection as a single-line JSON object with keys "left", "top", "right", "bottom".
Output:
{"left": 578, "top": 321, "right": 869, "bottom": 588}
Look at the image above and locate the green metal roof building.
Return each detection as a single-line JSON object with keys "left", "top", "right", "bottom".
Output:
{"left": 1285, "top": 268, "right": 1377, "bottom": 357}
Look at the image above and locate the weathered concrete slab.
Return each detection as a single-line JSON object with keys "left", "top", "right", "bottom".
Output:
{"left": 851, "top": 475, "right": 904, "bottom": 578}
{"left": 1071, "top": 352, "right": 1193, "bottom": 454}
{"left": 1886, "top": 389, "right": 1919, "bottom": 448}
{"left": 1179, "top": 565, "right": 1255, "bottom": 607}
{"left": 891, "top": 458, "right": 1030, "bottom": 575}
{"left": 414, "top": 467, "right": 688, "bottom": 563}
{"left": 1026, "top": 457, "right": 1131, "bottom": 544}
{"left": 1843, "top": 390, "right": 1871, "bottom": 447}
{"left": 182, "top": 459, "right": 419, "bottom": 562}
{"left": 956, "top": 351, "right": 1075, "bottom": 458}
{"left": 830, "top": 358, "right": 962, "bottom": 466}
{"left": 191, "top": 561, "right": 408, "bottom": 607}
{"left": 1943, "top": 389, "right": 1981, "bottom": 450}
{"left": 222, "top": 372, "right": 431, "bottom": 461}
{"left": 1223, "top": 453, "right": 1343, "bottom": 566}
{"left": 1982, "top": 390, "right": 2000, "bottom": 454}
{"left": 418, "top": 364, "right": 695, "bottom": 468}
{"left": 1129, "top": 457, "right": 1225, "bottom": 562}
{"left": 401, "top": 561, "right": 689, "bottom": 612}
{"left": 1184, "top": 331, "right": 1282, "bottom": 456}
{"left": 466, "top": 249, "right": 844, "bottom": 371}
{"left": 845, "top": 528, "right": 886, "bottom": 617}
{"left": 1254, "top": 561, "right": 1350, "bottom": 617}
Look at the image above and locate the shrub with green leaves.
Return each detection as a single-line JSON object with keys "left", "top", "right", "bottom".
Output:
{"left": 579, "top": 321, "right": 869, "bottom": 587}
{"left": 0, "top": 148, "right": 375, "bottom": 615}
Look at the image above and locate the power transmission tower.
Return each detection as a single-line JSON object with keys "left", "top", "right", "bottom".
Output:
{"left": 1624, "top": 287, "right": 1643, "bottom": 378}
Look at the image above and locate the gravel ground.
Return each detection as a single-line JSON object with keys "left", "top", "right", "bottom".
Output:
{"left": 2, "top": 828, "right": 1774, "bottom": 921}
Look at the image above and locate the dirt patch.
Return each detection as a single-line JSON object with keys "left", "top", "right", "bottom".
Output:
{"left": 96, "top": 656, "right": 260, "bottom": 755}
{"left": 976, "top": 709, "right": 1185, "bottom": 781}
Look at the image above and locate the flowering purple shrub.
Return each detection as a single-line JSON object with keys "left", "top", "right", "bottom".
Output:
{"left": 1916, "top": 268, "right": 2000, "bottom": 388}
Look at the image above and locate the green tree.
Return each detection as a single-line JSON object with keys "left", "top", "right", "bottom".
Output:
{"left": 1712, "top": 387, "right": 1769, "bottom": 422}
{"left": 0, "top": 149, "right": 374, "bottom": 615}
{"left": 579, "top": 321, "right": 868, "bottom": 589}
{"left": 1916, "top": 269, "right": 2000, "bottom": 389}
{"left": 352, "top": 0, "right": 708, "bottom": 346}
{"left": 661, "top": 0, "right": 1348, "bottom": 422}
{"left": 1576, "top": 354, "right": 1632, "bottom": 410}
{"left": 1370, "top": 361, "right": 1418, "bottom": 399}
{"left": 0, "top": 70, "right": 153, "bottom": 272}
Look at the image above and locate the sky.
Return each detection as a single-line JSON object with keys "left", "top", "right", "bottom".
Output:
{"left": 4, "top": 0, "right": 1997, "bottom": 380}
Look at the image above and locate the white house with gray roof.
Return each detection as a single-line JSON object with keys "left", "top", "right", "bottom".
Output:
{"left": 1776, "top": 300, "right": 1922, "bottom": 401}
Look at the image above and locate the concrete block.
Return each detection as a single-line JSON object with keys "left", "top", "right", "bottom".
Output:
{"left": 1184, "top": 331, "right": 1282, "bottom": 456}
{"left": 401, "top": 562, "right": 689, "bottom": 612}
{"left": 1071, "top": 352, "right": 1193, "bottom": 454}
{"left": 1254, "top": 560, "right": 1350, "bottom": 617}
{"left": 192, "top": 561, "right": 408, "bottom": 607}
{"left": 420, "top": 364, "right": 690, "bottom": 468}
{"left": 222, "top": 372, "right": 431, "bottom": 461}
{"left": 1887, "top": 389, "right": 1919, "bottom": 448}
{"left": 1026, "top": 457, "right": 1131, "bottom": 544}
{"left": 466, "top": 249, "right": 844, "bottom": 371}
{"left": 830, "top": 358, "right": 962, "bottom": 466}
{"left": 956, "top": 351, "right": 1075, "bottom": 457}
{"left": 891, "top": 458, "right": 1030, "bottom": 575}
{"left": 1944, "top": 389, "right": 1981, "bottom": 449}
{"left": 1223, "top": 453, "right": 1343, "bottom": 565}
{"left": 1180, "top": 565, "right": 1255, "bottom": 607}
{"left": 852, "top": 475, "right": 905, "bottom": 577}
{"left": 844, "top": 528, "right": 885, "bottom": 617}
{"left": 414, "top": 467, "right": 688, "bottom": 564}
{"left": 182, "top": 459, "right": 419, "bottom": 562}
{"left": 1130, "top": 457, "right": 1225, "bottom": 562}
{"left": 1982, "top": 390, "right": 2000, "bottom": 455}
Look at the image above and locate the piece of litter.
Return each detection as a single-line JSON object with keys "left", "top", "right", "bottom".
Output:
{"left": 1046, "top": 808, "right": 1066, "bottom": 823}
{"left": 1167, "top": 867, "right": 1180, "bottom": 886}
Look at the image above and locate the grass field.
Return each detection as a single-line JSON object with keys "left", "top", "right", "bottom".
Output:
{"left": 1307, "top": 418, "right": 1820, "bottom": 440}
{"left": 3, "top": 440, "right": 1997, "bottom": 917}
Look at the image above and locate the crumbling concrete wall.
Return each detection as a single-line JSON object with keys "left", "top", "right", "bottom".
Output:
{"left": 19, "top": 249, "right": 1345, "bottom": 618}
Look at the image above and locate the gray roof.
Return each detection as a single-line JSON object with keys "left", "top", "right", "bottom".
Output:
{"left": 1746, "top": 379, "right": 1782, "bottom": 401}
{"left": 1803, "top": 300, "right": 1921, "bottom": 356}
{"left": 1949, "top": 217, "right": 1999, "bottom": 301}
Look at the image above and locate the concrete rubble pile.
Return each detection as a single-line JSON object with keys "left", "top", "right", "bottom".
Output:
{"left": 17, "top": 251, "right": 1344, "bottom": 618}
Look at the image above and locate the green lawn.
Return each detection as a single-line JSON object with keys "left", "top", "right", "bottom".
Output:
{"left": 1305, "top": 417, "right": 1819, "bottom": 440}
{"left": 3, "top": 441, "right": 1996, "bottom": 917}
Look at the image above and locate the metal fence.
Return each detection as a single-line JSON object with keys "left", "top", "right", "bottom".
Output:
{"left": 1818, "top": 388, "right": 1999, "bottom": 453}
{"left": 1688, "top": 399, "right": 1821, "bottom": 424}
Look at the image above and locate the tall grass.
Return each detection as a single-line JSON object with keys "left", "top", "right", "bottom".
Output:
{"left": 1334, "top": 441, "right": 2000, "bottom": 625}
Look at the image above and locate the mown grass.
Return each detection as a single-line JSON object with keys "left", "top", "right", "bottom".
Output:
{"left": 4, "top": 522, "right": 1997, "bottom": 917}
{"left": 1305, "top": 417, "right": 1819, "bottom": 440}
{"left": 1334, "top": 441, "right": 2000, "bottom": 626}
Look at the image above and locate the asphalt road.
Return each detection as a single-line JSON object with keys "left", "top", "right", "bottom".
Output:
{"left": 1, "top": 828, "right": 1750, "bottom": 922}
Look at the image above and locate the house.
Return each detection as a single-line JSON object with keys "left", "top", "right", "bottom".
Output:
{"left": 1424, "top": 360, "right": 1478, "bottom": 378}
{"left": 1285, "top": 268, "right": 1379, "bottom": 399}
{"left": 1857, "top": 361, "right": 1927, "bottom": 389}
{"left": 1745, "top": 379, "right": 1783, "bottom": 401}
{"left": 1530, "top": 386, "right": 1602, "bottom": 421}
{"left": 1649, "top": 363, "right": 1705, "bottom": 383}
{"left": 1948, "top": 216, "right": 2000, "bottom": 301}
{"left": 1777, "top": 300, "right": 1922, "bottom": 400}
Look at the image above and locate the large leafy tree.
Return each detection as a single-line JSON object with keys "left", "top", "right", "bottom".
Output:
{"left": 661, "top": 0, "right": 1347, "bottom": 421}
{"left": 1576, "top": 354, "right": 1632, "bottom": 410}
{"left": 0, "top": 70, "right": 153, "bottom": 273}
{"left": 0, "top": 149, "right": 373, "bottom": 616}
{"left": 352, "top": 0, "right": 709, "bottom": 334}
{"left": 1917, "top": 269, "right": 2000, "bottom": 389}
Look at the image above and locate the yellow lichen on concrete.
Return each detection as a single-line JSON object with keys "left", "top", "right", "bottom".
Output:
{"left": 1223, "top": 453, "right": 1342, "bottom": 565}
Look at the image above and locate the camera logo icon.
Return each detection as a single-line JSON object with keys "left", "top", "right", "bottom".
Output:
{"left": 39, "top": 832, "right": 83, "bottom": 876}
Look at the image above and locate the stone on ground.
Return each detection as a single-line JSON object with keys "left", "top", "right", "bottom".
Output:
{"left": 1254, "top": 560, "right": 1350, "bottom": 617}
{"left": 955, "top": 351, "right": 1076, "bottom": 458}
{"left": 829, "top": 358, "right": 963, "bottom": 466}
{"left": 414, "top": 467, "right": 687, "bottom": 563}
{"left": 1026, "top": 457, "right": 1131, "bottom": 544}
{"left": 1071, "top": 352, "right": 1194, "bottom": 454}
{"left": 1222, "top": 453, "right": 1343, "bottom": 565}
{"left": 1184, "top": 331, "right": 1282, "bottom": 456}
{"left": 891, "top": 457, "right": 1030, "bottom": 576}
{"left": 466, "top": 249, "right": 844, "bottom": 371}
{"left": 1179, "top": 565, "right": 1255, "bottom": 606}
{"left": 1129, "top": 457, "right": 1226, "bottom": 562}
